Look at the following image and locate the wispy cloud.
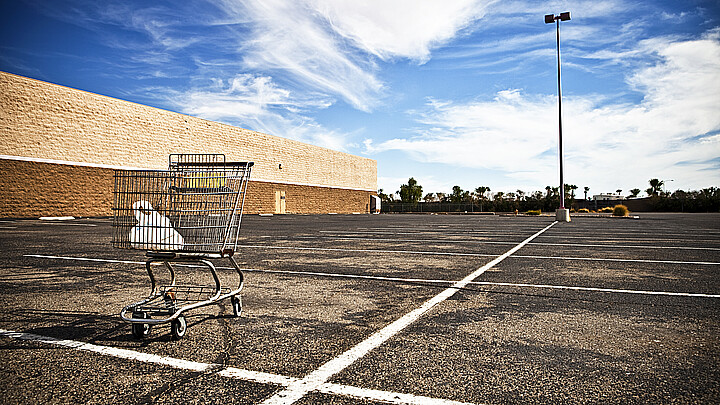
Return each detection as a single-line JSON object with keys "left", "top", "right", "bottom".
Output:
{"left": 212, "top": 0, "right": 491, "bottom": 111}
{"left": 366, "top": 31, "right": 720, "bottom": 191}
{"left": 17, "top": 0, "right": 501, "bottom": 150}
{"left": 170, "top": 73, "right": 354, "bottom": 150}
{"left": 312, "top": 0, "right": 491, "bottom": 63}
{"left": 213, "top": 0, "right": 383, "bottom": 112}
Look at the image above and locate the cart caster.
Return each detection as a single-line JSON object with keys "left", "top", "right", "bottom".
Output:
{"left": 171, "top": 315, "right": 187, "bottom": 340}
{"left": 231, "top": 295, "right": 242, "bottom": 317}
{"left": 131, "top": 312, "right": 152, "bottom": 339}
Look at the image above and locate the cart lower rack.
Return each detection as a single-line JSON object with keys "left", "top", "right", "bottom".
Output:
{"left": 112, "top": 154, "right": 253, "bottom": 340}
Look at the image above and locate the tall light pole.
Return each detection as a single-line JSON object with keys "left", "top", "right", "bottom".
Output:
{"left": 545, "top": 11, "right": 571, "bottom": 222}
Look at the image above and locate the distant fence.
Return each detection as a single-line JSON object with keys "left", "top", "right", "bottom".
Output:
{"left": 382, "top": 196, "right": 718, "bottom": 213}
{"left": 382, "top": 198, "right": 654, "bottom": 213}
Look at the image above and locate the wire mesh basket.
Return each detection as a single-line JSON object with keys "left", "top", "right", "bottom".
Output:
{"left": 112, "top": 154, "right": 253, "bottom": 255}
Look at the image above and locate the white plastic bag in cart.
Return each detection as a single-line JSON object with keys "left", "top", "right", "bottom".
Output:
{"left": 129, "top": 200, "right": 184, "bottom": 250}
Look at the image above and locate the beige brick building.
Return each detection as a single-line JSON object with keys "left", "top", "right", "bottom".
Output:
{"left": 0, "top": 71, "right": 377, "bottom": 218}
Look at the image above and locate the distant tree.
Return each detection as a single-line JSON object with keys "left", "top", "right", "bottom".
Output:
{"left": 647, "top": 178, "right": 664, "bottom": 196}
{"left": 436, "top": 192, "right": 447, "bottom": 203}
{"left": 566, "top": 184, "right": 578, "bottom": 199}
{"left": 450, "top": 186, "right": 468, "bottom": 203}
{"left": 399, "top": 178, "right": 423, "bottom": 203}
{"left": 423, "top": 193, "right": 436, "bottom": 202}
{"left": 475, "top": 186, "right": 490, "bottom": 201}
{"left": 377, "top": 188, "right": 392, "bottom": 203}
{"left": 616, "top": 189, "right": 622, "bottom": 196}
{"left": 475, "top": 186, "right": 490, "bottom": 211}
{"left": 583, "top": 186, "right": 590, "bottom": 200}
{"left": 628, "top": 188, "right": 641, "bottom": 198}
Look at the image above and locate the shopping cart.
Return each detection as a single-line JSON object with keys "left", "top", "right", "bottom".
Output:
{"left": 112, "top": 154, "right": 253, "bottom": 340}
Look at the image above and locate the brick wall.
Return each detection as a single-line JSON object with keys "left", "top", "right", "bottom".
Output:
{"left": 0, "top": 158, "right": 114, "bottom": 218}
{"left": 0, "top": 71, "right": 378, "bottom": 217}
{"left": 0, "top": 158, "right": 373, "bottom": 218}
{"left": 0, "top": 71, "right": 376, "bottom": 191}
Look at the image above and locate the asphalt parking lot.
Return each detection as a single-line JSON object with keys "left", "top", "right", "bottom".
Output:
{"left": 1, "top": 213, "right": 718, "bottom": 404}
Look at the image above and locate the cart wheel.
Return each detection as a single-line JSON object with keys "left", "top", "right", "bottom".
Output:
{"left": 231, "top": 295, "right": 242, "bottom": 317}
{"left": 171, "top": 315, "right": 187, "bottom": 340}
{"left": 131, "top": 312, "right": 152, "bottom": 339}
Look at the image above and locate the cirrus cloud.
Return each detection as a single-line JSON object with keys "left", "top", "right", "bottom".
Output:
{"left": 366, "top": 30, "right": 720, "bottom": 192}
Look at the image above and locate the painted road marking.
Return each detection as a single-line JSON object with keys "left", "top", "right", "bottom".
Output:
{"left": 0, "top": 329, "right": 476, "bottom": 405}
{"left": 24, "top": 254, "right": 720, "bottom": 298}
{"left": 318, "top": 230, "right": 720, "bottom": 243}
{"left": 236, "top": 245, "right": 720, "bottom": 266}
{"left": 510, "top": 255, "right": 720, "bottom": 266}
{"left": 24, "top": 255, "right": 145, "bottom": 265}
{"left": 290, "top": 235, "right": 720, "bottom": 251}
{"left": 0, "top": 329, "right": 215, "bottom": 372}
{"left": 243, "top": 269, "right": 720, "bottom": 298}
{"left": 259, "top": 222, "right": 558, "bottom": 404}
{"left": 467, "top": 281, "right": 720, "bottom": 298}
{"left": 239, "top": 245, "right": 498, "bottom": 257}
{"left": 371, "top": 226, "right": 720, "bottom": 237}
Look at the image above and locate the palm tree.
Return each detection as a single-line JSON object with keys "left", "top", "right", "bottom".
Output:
{"left": 583, "top": 186, "right": 590, "bottom": 200}
{"left": 474, "top": 186, "right": 489, "bottom": 200}
{"left": 629, "top": 188, "right": 641, "bottom": 198}
{"left": 647, "top": 179, "right": 664, "bottom": 196}
{"left": 475, "top": 186, "right": 490, "bottom": 211}
{"left": 450, "top": 186, "right": 464, "bottom": 203}
{"left": 399, "top": 177, "right": 423, "bottom": 203}
{"left": 616, "top": 189, "right": 622, "bottom": 196}
{"left": 567, "top": 184, "right": 578, "bottom": 199}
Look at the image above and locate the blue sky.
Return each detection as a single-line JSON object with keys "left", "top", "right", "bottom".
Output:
{"left": 2, "top": 0, "right": 719, "bottom": 198}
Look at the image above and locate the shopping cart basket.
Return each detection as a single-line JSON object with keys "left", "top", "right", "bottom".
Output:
{"left": 112, "top": 154, "right": 253, "bottom": 339}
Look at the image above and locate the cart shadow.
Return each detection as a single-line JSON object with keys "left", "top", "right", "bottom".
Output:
{"left": 2, "top": 308, "right": 245, "bottom": 346}
{"left": 2, "top": 308, "right": 124, "bottom": 342}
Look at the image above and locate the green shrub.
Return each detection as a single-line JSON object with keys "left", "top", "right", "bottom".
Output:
{"left": 577, "top": 208, "right": 590, "bottom": 213}
{"left": 526, "top": 209, "right": 542, "bottom": 215}
{"left": 599, "top": 206, "right": 614, "bottom": 213}
{"left": 613, "top": 204, "right": 629, "bottom": 217}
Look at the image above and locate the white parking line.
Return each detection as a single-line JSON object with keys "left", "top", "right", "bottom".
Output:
{"left": 469, "top": 281, "right": 720, "bottom": 298}
{"left": 24, "top": 255, "right": 145, "bottom": 265}
{"left": 511, "top": 255, "right": 720, "bottom": 266}
{"left": 318, "top": 230, "right": 719, "bottom": 243}
{"left": 243, "top": 269, "right": 720, "bottom": 298}
{"left": 0, "top": 329, "right": 215, "bottom": 372}
{"left": 239, "top": 245, "right": 496, "bottom": 258}
{"left": 237, "top": 245, "right": 720, "bottom": 266}
{"left": 259, "top": 222, "right": 558, "bottom": 404}
{"left": 291, "top": 235, "right": 720, "bottom": 251}
{"left": 0, "top": 329, "right": 476, "bottom": 405}
{"left": 24, "top": 254, "right": 720, "bottom": 298}
{"left": 374, "top": 226, "right": 720, "bottom": 238}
